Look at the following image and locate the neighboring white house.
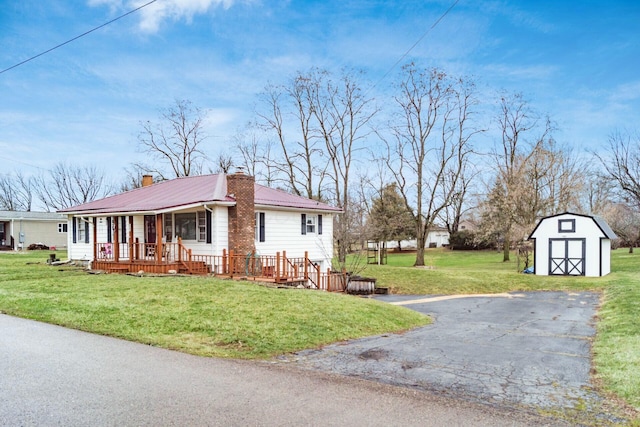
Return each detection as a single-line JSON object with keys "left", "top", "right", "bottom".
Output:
{"left": 58, "top": 172, "right": 340, "bottom": 273}
{"left": 385, "top": 227, "right": 450, "bottom": 250}
{"left": 528, "top": 212, "right": 617, "bottom": 277}
{"left": 0, "top": 211, "right": 68, "bottom": 251}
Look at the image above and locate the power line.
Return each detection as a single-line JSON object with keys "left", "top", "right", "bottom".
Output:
{"left": 368, "top": 0, "right": 460, "bottom": 94}
{"left": 0, "top": 0, "right": 159, "bottom": 75}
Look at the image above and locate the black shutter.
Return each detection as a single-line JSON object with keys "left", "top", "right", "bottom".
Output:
{"left": 301, "top": 214, "right": 307, "bottom": 235}
{"left": 86, "top": 218, "right": 91, "bottom": 243}
{"left": 318, "top": 215, "right": 322, "bottom": 235}
{"left": 72, "top": 217, "right": 77, "bottom": 243}
{"left": 106, "top": 217, "right": 112, "bottom": 243}
{"left": 206, "top": 210, "right": 212, "bottom": 244}
{"left": 259, "top": 212, "right": 265, "bottom": 242}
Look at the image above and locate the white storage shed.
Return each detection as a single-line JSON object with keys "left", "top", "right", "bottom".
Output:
{"left": 528, "top": 212, "right": 617, "bottom": 277}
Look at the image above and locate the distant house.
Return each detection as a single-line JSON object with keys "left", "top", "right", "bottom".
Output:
{"left": 58, "top": 172, "right": 344, "bottom": 289}
{"left": 385, "top": 226, "right": 451, "bottom": 250}
{"left": 0, "top": 211, "right": 68, "bottom": 251}
{"left": 528, "top": 212, "right": 617, "bottom": 277}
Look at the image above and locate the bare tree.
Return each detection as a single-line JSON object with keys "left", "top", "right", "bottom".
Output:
{"left": 481, "top": 96, "right": 585, "bottom": 261}
{"left": 256, "top": 68, "right": 377, "bottom": 263}
{"left": 307, "top": 68, "right": 378, "bottom": 262}
{"left": 601, "top": 202, "right": 640, "bottom": 252}
{"left": 214, "top": 152, "right": 234, "bottom": 174}
{"left": 482, "top": 93, "right": 540, "bottom": 261}
{"left": 0, "top": 171, "right": 33, "bottom": 211}
{"left": 257, "top": 79, "right": 326, "bottom": 199}
{"left": 595, "top": 130, "right": 640, "bottom": 208}
{"left": 33, "top": 163, "right": 113, "bottom": 211}
{"left": 382, "top": 64, "right": 480, "bottom": 267}
{"left": 137, "top": 99, "right": 210, "bottom": 179}
{"left": 582, "top": 169, "right": 616, "bottom": 215}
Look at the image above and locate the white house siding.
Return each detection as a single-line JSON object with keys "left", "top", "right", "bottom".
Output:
{"left": 66, "top": 216, "right": 92, "bottom": 261}
{"left": 255, "top": 209, "right": 334, "bottom": 271}
{"left": 210, "top": 206, "right": 228, "bottom": 256}
{"left": 530, "top": 213, "right": 610, "bottom": 277}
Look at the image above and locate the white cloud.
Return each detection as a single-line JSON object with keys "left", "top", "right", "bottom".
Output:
{"left": 88, "top": 0, "right": 243, "bottom": 32}
{"left": 609, "top": 80, "right": 640, "bottom": 103}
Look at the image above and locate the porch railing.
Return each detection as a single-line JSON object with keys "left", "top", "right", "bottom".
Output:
{"left": 93, "top": 243, "right": 347, "bottom": 291}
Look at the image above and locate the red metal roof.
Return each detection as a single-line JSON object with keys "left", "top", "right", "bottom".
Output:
{"left": 59, "top": 174, "right": 340, "bottom": 215}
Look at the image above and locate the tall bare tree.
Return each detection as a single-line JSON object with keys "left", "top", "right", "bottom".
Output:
{"left": 383, "top": 64, "right": 480, "bottom": 267}
{"left": 0, "top": 171, "right": 33, "bottom": 211}
{"left": 136, "top": 99, "right": 210, "bottom": 179}
{"left": 257, "top": 79, "right": 326, "bottom": 199}
{"left": 481, "top": 95, "right": 584, "bottom": 260}
{"left": 595, "top": 130, "right": 640, "bottom": 208}
{"left": 483, "top": 93, "right": 540, "bottom": 261}
{"left": 307, "top": 68, "right": 378, "bottom": 262}
{"left": 256, "top": 68, "right": 377, "bottom": 263}
{"left": 33, "top": 163, "right": 113, "bottom": 211}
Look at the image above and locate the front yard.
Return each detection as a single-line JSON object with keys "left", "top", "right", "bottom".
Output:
{"left": 0, "top": 248, "right": 638, "bottom": 417}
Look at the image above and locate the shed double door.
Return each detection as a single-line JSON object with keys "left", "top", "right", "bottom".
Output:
{"left": 549, "top": 238, "right": 585, "bottom": 276}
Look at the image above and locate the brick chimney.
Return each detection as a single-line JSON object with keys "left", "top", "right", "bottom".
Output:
{"left": 141, "top": 174, "right": 154, "bottom": 187}
{"left": 227, "top": 169, "right": 255, "bottom": 255}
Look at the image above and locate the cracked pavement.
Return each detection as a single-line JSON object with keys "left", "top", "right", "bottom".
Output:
{"left": 278, "top": 291, "right": 602, "bottom": 412}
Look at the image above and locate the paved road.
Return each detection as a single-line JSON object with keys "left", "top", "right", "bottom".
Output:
{"left": 281, "top": 291, "right": 602, "bottom": 413}
{"left": 0, "top": 314, "right": 556, "bottom": 426}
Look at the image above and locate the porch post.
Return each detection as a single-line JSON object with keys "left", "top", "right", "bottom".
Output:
{"left": 275, "top": 252, "right": 280, "bottom": 280}
{"left": 155, "top": 214, "right": 163, "bottom": 263}
{"left": 113, "top": 216, "right": 120, "bottom": 262}
{"left": 128, "top": 216, "right": 134, "bottom": 260}
{"left": 304, "top": 251, "right": 309, "bottom": 280}
{"left": 92, "top": 217, "right": 97, "bottom": 261}
{"left": 222, "top": 248, "right": 227, "bottom": 274}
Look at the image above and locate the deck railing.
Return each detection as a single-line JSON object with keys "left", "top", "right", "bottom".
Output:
{"left": 93, "top": 243, "right": 347, "bottom": 291}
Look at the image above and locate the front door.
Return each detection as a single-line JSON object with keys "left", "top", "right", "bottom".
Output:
{"left": 549, "top": 238, "right": 585, "bottom": 276}
{"left": 144, "top": 215, "right": 156, "bottom": 244}
{"left": 0, "top": 222, "right": 5, "bottom": 246}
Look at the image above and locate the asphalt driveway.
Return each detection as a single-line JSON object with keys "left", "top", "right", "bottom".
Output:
{"left": 279, "top": 291, "right": 603, "bottom": 412}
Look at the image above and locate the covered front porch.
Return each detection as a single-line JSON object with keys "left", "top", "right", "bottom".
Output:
{"left": 91, "top": 240, "right": 347, "bottom": 292}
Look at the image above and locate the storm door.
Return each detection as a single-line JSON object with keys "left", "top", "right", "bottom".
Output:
{"left": 549, "top": 238, "right": 585, "bottom": 276}
{"left": 144, "top": 215, "right": 156, "bottom": 244}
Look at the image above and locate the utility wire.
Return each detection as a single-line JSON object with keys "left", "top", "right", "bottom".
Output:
{"left": 367, "top": 0, "right": 460, "bottom": 94}
{"left": 0, "top": 0, "right": 159, "bottom": 75}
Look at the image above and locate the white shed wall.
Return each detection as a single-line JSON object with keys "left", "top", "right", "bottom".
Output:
{"left": 531, "top": 213, "right": 609, "bottom": 277}
{"left": 600, "top": 239, "right": 611, "bottom": 276}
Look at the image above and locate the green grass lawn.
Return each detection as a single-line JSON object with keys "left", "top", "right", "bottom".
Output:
{"left": 0, "top": 248, "right": 638, "bottom": 415}
{"left": 0, "top": 251, "right": 429, "bottom": 359}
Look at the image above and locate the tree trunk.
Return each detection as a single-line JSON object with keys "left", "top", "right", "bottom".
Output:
{"left": 415, "top": 245, "right": 426, "bottom": 266}
{"left": 502, "top": 238, "right": 510, "bottom": 262}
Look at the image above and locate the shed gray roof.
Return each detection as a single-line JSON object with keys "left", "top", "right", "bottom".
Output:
{"left": 592, "top": 215, "right": 617, "bottom": 239}
{"left": 58, "top": 174, "right": 341, "bottom": 215}
{"left": 0, "top": 211, "right": 66, "bottom": 221}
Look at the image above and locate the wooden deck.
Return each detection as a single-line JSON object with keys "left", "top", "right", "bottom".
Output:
{"left": 91, "top": 242, "right": 347, "bottom": 291}
{"left": 92, "top": 259, "right": 211, "bottom": 275}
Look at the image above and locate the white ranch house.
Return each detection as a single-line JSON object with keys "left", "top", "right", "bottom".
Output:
{"left": 59, "top": 172, "right": 344, "bottom": 290}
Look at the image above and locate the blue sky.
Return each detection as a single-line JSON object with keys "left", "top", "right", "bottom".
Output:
{"left": 1, "top": 0, "right": 639, "bottom": 180}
